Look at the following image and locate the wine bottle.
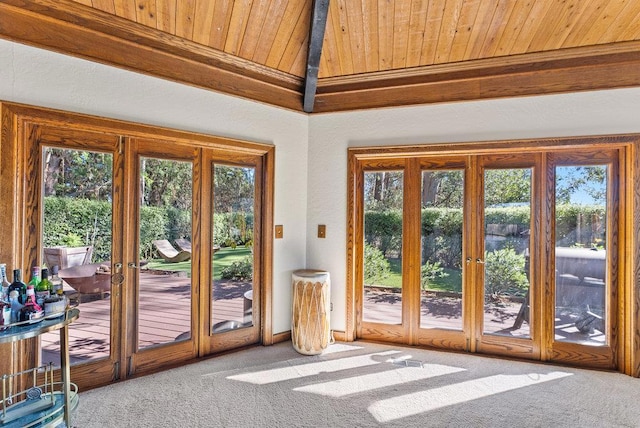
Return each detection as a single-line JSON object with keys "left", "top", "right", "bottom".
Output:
{"left": 19, "top": 285, "right": 44, "bottom": 323}
{"left": 8, "top": 269, "right": 27, "bottom": 304}
{"left": 36, "top": 268, "right": 52, "bottom": 307}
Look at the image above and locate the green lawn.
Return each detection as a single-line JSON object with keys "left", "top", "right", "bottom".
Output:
{"left": 374, "top": 258, "right": 462, "bottom": 292}
{"left": 146, "top": 247, "right": 252, "bottom": 280}
{"left": 148, "top": 250, "right": 461, "bottom": 292}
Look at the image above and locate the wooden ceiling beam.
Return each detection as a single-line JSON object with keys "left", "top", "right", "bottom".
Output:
{"left": 0, "top": 0, "right": 304, "bottom": 111}
{"left": 303, "top": 0, "right": 330, "bottom": 113}
{"left": 314, "top": 41, "right": 640, "bottom": 112}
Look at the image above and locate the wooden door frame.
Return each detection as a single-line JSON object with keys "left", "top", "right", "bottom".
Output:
{"left": 0, "top": 101, "right": 275, "bottom": 389}
{"left": 199, "top": 149, "right": 272, "bottom": 355}
{"left": 354, "top": 159, "right": 408, "bottom": 343}
{"left": 473, "top": 153, "right": 542, "bottom": 361}
{"left": 22, "top": 122, "right": 123, "bottom": 389}
{"left": 414, "top": 156, "right": 469, "bottom": 352}
{"left": 124, "top": 138, "right": 201, "bottom": 376}
{"left": 346, "top": 134, "right": 640, "bottom": 377}
{"left": 544, "top": 149, "right": 622, "bottom": 370}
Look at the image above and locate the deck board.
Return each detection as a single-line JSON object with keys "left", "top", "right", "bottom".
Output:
{"left": 40, "top": 272, "right": 251, "bottom": 365}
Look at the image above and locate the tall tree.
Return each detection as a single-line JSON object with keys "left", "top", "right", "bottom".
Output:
{"left": 44, "top": 148, "right": 112, "bottom": 199}
{"left": 213, "top": 166, "right": 255, "bottom": 213}
{"left": 484, "top": 169, "right": 531, "bottom": 207}
{"left": 364, "top": 171, "right": 403, "bottom": 210}
{"left": 422, "top": 171, "right": 463, "bottom": 208}
{"left": 140, "top": 158, "right": 192, "bottom": 209}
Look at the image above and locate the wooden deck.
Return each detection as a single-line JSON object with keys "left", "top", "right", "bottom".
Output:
{"left": 40, "top": 277, "right": 602, "bottom": 366}
{"left": 40, "top": 271, "right": 250, "bottom": 365}
{"left": 363, "top": 288, "right": 604, "bottom": 345}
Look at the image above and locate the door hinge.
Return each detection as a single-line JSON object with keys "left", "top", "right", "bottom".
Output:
{"left": 118, "top": 135, "right": 125, "bottom": 154}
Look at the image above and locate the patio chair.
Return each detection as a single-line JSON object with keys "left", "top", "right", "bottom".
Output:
{"left": 174, "top": 238, "right": 192, "bottom": 252}
{"left": 152, "top": 239, "right": 191, "bottom": 263}
{"left": 43, "top": 245, "right": 93, "bottom": 270}
{"left": 176, "top": 238, "right": 223, "bottom": 255}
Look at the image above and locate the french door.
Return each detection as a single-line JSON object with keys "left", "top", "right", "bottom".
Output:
{"left": 28, "top": 120, "right": 270, "bottom": 390}
{"left": 354, "top": 145, "right": 623, "bottom": 370}
{"left": 200, "top": 151, "right": 263, "bottom": 355}
{"left": 123, "top": 139, "right": 199, "bottom": 376}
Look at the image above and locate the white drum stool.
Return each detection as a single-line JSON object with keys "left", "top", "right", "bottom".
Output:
{"left": 291, "top": 269, "right": 331, "bottom": 355}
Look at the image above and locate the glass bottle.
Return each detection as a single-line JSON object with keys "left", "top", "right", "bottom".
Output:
{"left": 8, "top": 269, "right": 25, "bottom": 323}
{"left": 0, "top": 300, "right": 10, "bottom": 329}
{"left": 36, "top": 268, "right": 52, "bottom": 307}
{"left": 0, "top": 264, "right": 10, "bottom": 300}
{"left": 0, "top": 265, "right": 10, "bottom": 328}
{"left": 8, "top": 269, "right": 27, "bottom": 304}
{"left": 19, "top": 285, "right": 44, "bottom": 323}
{"left": 50, "top": 265, "right": 63, "bottom": 297}
{"left": 28, "top": 266, "right": 41, "bottom": 290}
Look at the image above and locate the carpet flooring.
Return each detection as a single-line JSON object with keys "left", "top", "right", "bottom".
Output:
{"left": 72, "top": 341, "right": 640, "bottom": 427}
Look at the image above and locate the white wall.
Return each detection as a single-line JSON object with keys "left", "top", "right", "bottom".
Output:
{"left": 307, "top": 88, "right": 640, "bottom": 331}
{"left": 0, "top": 39, "right": 308, "bottom": 334}
{"left": 4, "top": 38, "right": 640, "bottom": 335}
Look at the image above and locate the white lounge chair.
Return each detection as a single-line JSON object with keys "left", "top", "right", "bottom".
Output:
{"left": 152, "top": 240, "right": 191, "bottom": 263}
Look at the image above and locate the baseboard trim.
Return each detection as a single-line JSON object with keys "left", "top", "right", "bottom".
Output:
{"left": 332, "top": 331, "right": 347, "bottom": 342}
{"left": 270, "top": 330, "right": 349, "bottom": 345}
{"left": 271, "top": 331, "right": 291, "bottom": 345}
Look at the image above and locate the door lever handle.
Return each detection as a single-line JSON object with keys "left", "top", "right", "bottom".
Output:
{"left": 128, "top": 262, "right": 138, "bottom": 269}
{"left": 476, "top": 258, "right": 485, "bottom": 264}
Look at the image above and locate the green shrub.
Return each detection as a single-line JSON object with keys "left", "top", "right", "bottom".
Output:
{"left": 44, "top": 196, "right": 113, "bottom": 261}
{"left": 220, "top": 256, "right": 253, "bottom": 280}
{"left": 166, "top": 207, "right": 191, "bottom": 241}
{"left": 484, "top": 247, "right": 528, "bottom": 298}
{"left": 484, "top": 206, "right": 530, "bottom": 228}
{"left": 139, "top": 206, "right": 168, "bottom": 260}
{"left": 363, "top": 243, "right": 391, "bottom": 286}
{"left": 421, "top": 208, "right": 463, "bottom": 269}
{"left": 364, "top": 210, "right": 403, "bottom": 256}
{"left": 555, "top": 204, "right": 606, "bottom": 248}
{"left": 420, "top": 260, "right": 448, "bottom": 291}
{"left": 213, "top": 212, "right": 254, "bottom": 247}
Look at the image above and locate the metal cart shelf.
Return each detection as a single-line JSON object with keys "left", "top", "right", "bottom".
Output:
{"left": 0, "top": 308, "right": 79, "bottom": 427}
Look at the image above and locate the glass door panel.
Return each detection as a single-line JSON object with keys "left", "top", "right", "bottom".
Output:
{"left": 483, "top": 168, "right": 532, "bottom": 339}
{"left": 363, "top": 171, "right": 403, "bottom": 325}
{"left": 211, "top": 165, "right": 256, "bottom": 333}
{"left": 554, "top": 165, "right": 607, "bottom": 346}
{"left": 137, "top": 157, "right": 193, "bottom": 350}
{"left": 40, "top": 147, "right": 113, "bottom": 365}
{"left": 420, "top": 170, "right": 464, "bottom": 330}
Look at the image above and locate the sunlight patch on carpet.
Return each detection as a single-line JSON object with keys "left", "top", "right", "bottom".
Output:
{"left": 321, "top": 343, "right": 364, "bottom": 354}
{"left": 226, "top": 350, "right": 401, "bottom": 385}
{"left": 293, "top": 364, "right": 466, "bottom": 398}
{"left": 368, "top": 371, "right": 573, "bottom": 423}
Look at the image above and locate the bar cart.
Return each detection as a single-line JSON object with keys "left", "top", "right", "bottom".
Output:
{"left": 0, "top": 308, "right": 79, "bottom": 427}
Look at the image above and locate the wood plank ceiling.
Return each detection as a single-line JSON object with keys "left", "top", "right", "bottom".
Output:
{"left": 2, "top": 0, "right": 640, "bottom": 113}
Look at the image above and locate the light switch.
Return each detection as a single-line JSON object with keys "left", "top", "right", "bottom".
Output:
{"left": 275, "top": 225, "right": 284, "bottom": 239}
{"left": 318, "top": 224, "right": 326, "bottom": 238}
